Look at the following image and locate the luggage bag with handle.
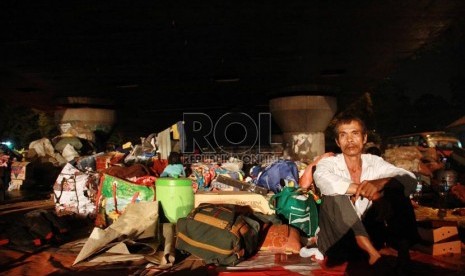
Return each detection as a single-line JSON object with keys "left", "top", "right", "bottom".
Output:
{"left": 175, "top": 203, "right": 261, "bottom": 266}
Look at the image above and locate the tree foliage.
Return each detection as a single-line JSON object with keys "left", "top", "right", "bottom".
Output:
{"left": 0, "top": 101, "right": 58, "bottom": 149}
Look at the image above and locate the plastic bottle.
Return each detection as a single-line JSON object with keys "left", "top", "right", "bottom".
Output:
{"left": 440, "top": 177, "right": 449, "bottom": 195}
{"left": 412, "top": 175, "right": 423, "bottom": 204}
{"left": 438, "top": 177, "right": 448, "bottom": 218}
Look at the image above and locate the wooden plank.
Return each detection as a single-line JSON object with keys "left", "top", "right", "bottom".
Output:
{"left": 0, "top": 198, "right": 55, "bottom": 216}
{"left": 215, "top": 175, "right": 268, "bottom": 196}
{"left": 195, "top": 191, "right": 275, "bottom": 215}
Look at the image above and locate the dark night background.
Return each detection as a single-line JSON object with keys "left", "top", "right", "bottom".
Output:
{"left": 1, "top": 1, "right": 465, "bottom": 149}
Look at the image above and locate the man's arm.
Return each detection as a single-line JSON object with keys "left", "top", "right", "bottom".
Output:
{"left": 353, "top": 155, "right": 417, "bottom": 200}
{"left": 370, "top": 155, "right": 417, "bottom": 196}
{"left": 299, "top": 152, "right": 334, "bottom": 189}
{"left": 353, "top": 178, "right": 389, "bottom": 201}
{"left": 314, "top": 156, "right": 352, "bottom": 196}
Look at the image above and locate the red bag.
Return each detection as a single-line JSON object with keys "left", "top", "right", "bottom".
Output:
{"left": 152, "top": 158, "right": 168, "bottom": 176}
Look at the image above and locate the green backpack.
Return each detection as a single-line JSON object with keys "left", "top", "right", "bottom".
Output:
{"left": 175, "top": 203, "right": 261, "bottom": 266}
{"left": 270, "top": 187, "right": 319, "bottom": 237}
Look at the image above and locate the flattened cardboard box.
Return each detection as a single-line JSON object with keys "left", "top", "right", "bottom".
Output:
{"left": 195, "top": 191, "right": 275, "bottom": 215}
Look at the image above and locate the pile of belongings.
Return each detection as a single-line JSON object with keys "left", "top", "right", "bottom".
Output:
{"left": 384, "top": 146, "right": 444, "bottom": 177}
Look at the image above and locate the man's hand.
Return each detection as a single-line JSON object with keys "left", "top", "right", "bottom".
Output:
{"left": 313, "top": 152, "right": 335, "bottom": 164}
{"left": 299, "top": 152, "right": 335, "bottom": 189}
{"left": 354, "top": 179, "right": 387, "bottom": 201}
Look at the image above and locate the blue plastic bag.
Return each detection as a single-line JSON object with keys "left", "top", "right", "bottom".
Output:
{"left": 255, "top": 160, "right": 299, "bottom": 194}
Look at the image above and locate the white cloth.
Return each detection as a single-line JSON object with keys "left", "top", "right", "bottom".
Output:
{"left": 314, "top": 153, "right": 416, "bottom": 217}
{"left": 300, "top": 247, "right": 324, "bottom": 260}
{"left": 157, "top": 128, "right": 172, "bottom": 160}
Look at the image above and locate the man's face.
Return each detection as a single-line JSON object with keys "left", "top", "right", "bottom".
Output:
{"left": 335, "top": 120, "right": 367, "bottom": 157}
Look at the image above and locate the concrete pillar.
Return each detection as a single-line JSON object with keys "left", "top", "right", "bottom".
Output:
{"left": 55, "top": 107, "right": 116, "bottom": 141}
{"left": 269, "top": 95, "right": 337, "bottom": 162}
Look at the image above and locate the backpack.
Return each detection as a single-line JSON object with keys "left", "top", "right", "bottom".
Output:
{"left": 255, "top": 160, "right": 299, "bottom": 194}
{"left": 175, "top": 203, "right": 261, "bottom": 266}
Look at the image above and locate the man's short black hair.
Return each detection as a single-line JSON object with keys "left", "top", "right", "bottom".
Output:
{"left": 333, "top": 114, "right": 367, "bottom": 137}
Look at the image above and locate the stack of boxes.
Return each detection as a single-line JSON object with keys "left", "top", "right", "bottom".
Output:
{"left": 415, "top": 220, "right": 462, "bottom": 256}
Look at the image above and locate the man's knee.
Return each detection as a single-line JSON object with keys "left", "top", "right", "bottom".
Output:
{"left": 384, "top": 178, "right": 405, "bottom": 194}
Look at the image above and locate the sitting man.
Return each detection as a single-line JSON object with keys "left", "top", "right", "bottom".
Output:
{"left": 313, "top": 114, "right": 420, "bottom": 273}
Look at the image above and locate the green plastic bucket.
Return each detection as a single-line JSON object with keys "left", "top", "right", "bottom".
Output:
{"left": 156, "top": 178, "right": 194, "bottom": 223}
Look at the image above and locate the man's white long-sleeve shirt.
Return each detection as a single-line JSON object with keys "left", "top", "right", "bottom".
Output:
{"left": 314, "top": 154, "right": 417, "bottom": 217}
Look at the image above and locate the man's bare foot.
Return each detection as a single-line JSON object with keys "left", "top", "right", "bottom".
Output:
{"left": 368, "top": 253, "right": 381, "bottom": 265}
